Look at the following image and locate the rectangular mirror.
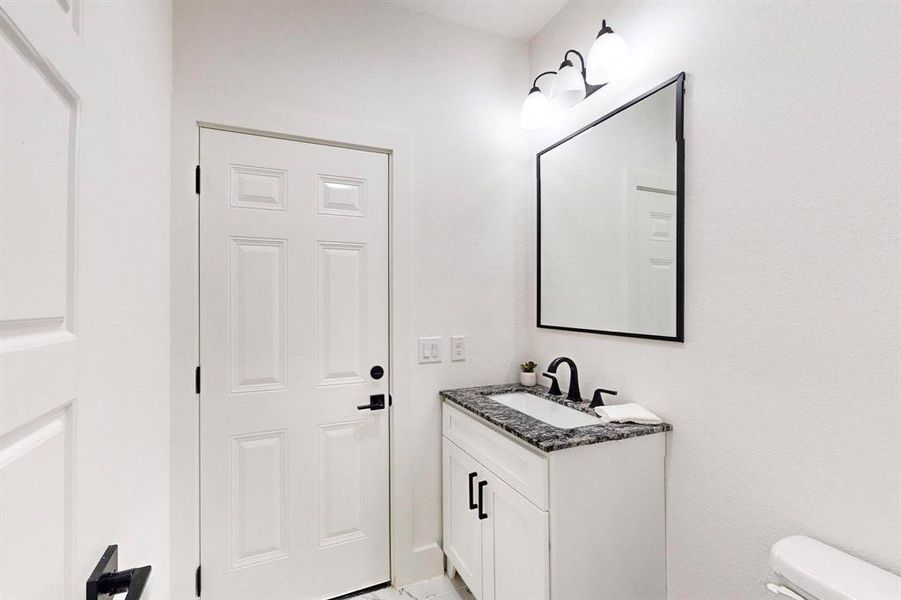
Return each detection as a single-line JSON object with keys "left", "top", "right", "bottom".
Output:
{"left": 538, "top": 73, "right": 685, "bottom": 341}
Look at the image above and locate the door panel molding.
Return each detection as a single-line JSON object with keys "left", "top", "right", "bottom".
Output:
{"left": 228, "top": 236, "right": 288, "bottom": 394}
{"left": 317, "top": 241, "right": 367, "bottom": 386}
{"left": 228, "top": 429, "right": 289, "bottom": 570}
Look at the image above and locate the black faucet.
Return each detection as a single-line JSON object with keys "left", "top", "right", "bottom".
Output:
{"left": 542, "top": 357, "right": 581, "bottom": 402}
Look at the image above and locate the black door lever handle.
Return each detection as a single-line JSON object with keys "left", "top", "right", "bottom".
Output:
{"left": 357, "top": 394, "right": 386, "bottom": 411}
{"left": 87, "top": 545, "right": 152, "bottom": 600}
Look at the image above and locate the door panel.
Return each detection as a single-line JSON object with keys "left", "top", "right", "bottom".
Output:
{"left": 229, "top": 237, "right": 287, "bottom": 393}
{"left": 481, "top": 471, "right": 549, "bottom": 600}
{"left": 229, "top": 430, "right": 289, "bottom": 569}
{"left": 199, "top": 128, "right": 390, "bottom": 599}
{"left": 316, "top": 241, "right": 366, "bottom": 385}
{"left": 0, "top": 3, "right": 80, "bottom": 597}
{"left": 318, "top": 419, "right": 368, "bottom": 547}
{"left": 443, "top": 440, "right": 484, "bottom": 598}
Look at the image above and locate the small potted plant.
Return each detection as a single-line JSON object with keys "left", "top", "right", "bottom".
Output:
{"left": 519, "top": 361, "right": 538, "bottom": 387}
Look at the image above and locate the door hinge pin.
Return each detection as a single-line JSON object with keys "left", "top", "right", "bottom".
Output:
{"left": 195, "top": 565, "right": 201, "bottom": 597}
{"left": 195, "top": 366, "right": 201, "bottom": 394}
{"left": 195, "top": 165, "right": 201, "bottom": 195}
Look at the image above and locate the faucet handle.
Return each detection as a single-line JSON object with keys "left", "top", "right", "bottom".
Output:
{"left": 590, "top": 388, "right": 618, "bottom": 408}
{"left": 542, "top": 372, "right": 562, "bottom": 396}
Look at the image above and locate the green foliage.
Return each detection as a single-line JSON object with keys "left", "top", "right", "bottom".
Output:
{"left": 519, "top": 360, "right": 538, "bottom": 373}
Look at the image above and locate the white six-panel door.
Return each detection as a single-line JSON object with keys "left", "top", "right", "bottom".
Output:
{"left": 0, "top": 2, "right": 81, "bottom": 598}
{"left": 199, "top": 128, "right": 390, "bottom": 599}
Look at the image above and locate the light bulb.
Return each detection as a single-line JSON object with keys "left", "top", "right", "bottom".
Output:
{"left": 549, "top": 60, "right": 586, "bottom": 110}
{"left": 586, "top": 24, "right": 629, "bottom": 85}
{"left": 519, "top": 86, "right": 551, "bottom": 130}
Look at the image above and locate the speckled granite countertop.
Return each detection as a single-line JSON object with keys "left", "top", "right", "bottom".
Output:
{"left": 439, "top": 383, "right": 671, "bottom": 453}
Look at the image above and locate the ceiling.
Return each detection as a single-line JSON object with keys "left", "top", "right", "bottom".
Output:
{"left": 386, "top": 0, "right": 569, "bottom": 42}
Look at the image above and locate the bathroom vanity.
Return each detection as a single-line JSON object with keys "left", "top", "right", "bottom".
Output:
{"left": 440, "top": 384, "right": 670, "bottom": 600}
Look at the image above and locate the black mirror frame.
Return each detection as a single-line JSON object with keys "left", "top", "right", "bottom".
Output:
{"left": 537, "top": 72, "right": 686, "bottom": 342}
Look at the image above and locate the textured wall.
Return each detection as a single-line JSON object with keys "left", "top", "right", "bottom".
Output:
{"left": 525, "top": 1, "right": 901, "bottom": 597}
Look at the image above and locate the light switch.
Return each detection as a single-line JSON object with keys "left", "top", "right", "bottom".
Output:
{"left": 418, "top": 337, "right": 442, "bottom": 364}
{"left": 451, "top": 336, "right": 466, "bottom": 361}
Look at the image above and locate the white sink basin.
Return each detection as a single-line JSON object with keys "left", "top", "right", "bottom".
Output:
{"left": 487, "top": 392, "right": 602, "bottom": 429}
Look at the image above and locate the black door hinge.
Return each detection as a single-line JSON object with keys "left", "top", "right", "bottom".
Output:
{"left": 195, "top": 366, "right": 201, "bottom": 394}
{"left": 195, "top": 565, "right": 201, "bottom": 597}
{"left": 195, "top": 165, "right": 201, "bottom": 195}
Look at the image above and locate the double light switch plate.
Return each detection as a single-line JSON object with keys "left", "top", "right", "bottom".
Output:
{"left": 419, "top": 335, "right": 466, "bottom": 363}
{"left": 419, "top": 337, "right": 442, "bottom": 363}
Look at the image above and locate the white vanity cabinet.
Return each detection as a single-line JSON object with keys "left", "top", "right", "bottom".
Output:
{"left": 442, "top": 402, "right": 666, "bottom": 600}
{"left": 444, "top": 440, "right": 550, "bottom": 600}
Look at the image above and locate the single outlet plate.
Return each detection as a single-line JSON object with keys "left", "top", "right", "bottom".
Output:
{"left": 451, "top": 335, "right": 466, "bottom": 361}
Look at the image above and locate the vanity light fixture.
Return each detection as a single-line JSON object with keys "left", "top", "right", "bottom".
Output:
{"left": 519, "top": 70, "right": 555, "bottom": 130}
{"left": 586, "top": 19, "right": 630, "bottom": 85}
{"left": 520, "top": 18, "right": 628, "bottom": 129}
{"left": 549, "top": 51, "right": 588, "bottom": 109}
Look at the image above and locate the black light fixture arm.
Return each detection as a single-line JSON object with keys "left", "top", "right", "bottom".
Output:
{"left": 560, "top": 48, "right": 605, "bottom": 98}
{"left": 563, "top": 49, "right": 587, "bottom": 72}
{"left": 531, "top": 70, "right": 557, "bottom": 92}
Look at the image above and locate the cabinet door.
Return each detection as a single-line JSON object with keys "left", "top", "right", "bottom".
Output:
{"left": 481, "top": 472, "right": 549, "bottom": 600}
{"left": 443, "top": 438, "right": 484, "bottom": 597}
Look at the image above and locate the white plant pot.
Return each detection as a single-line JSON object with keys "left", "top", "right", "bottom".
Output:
{"left": 520, "top": 371, "right": 537, "bottom": 387}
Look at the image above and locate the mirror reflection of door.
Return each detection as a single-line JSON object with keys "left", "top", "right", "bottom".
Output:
{"left": 625, "top": 171, "right": 676, "bottom": 336}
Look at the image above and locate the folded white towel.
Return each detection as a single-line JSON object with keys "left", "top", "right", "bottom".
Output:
{"left": 594, "top": 403, "right": 663, "bottom": 425}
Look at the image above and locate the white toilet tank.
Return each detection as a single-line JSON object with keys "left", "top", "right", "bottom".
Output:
{"left": 769, "top": 535, "right": 901, "bottom": 600}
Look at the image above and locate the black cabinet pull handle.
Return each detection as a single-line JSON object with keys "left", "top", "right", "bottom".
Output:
{"left": 477, "top": 480, "right": 488, "bottom": 520}
{"left": 468, "top": 472, "right": 478, "bottom": 510}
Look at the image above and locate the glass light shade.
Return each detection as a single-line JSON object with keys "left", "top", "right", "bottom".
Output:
{"left": 520, "top": 87, "right": 551, "bottom": 130}
{"left": 586, "top": 31, "right": 629, "bottom": 85}
{"left": 549, "top": 63, "right": 586, "bottom": 110}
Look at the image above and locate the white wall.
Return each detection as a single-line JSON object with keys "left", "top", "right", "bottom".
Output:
{"left": 525, "top": 1, "right": 901, "bottom": 598}
{"left": 76, "top": 1, "right": 173, "bottom": 595}
{"left": 170, "top": 1, "right": 530, "bottom": 594}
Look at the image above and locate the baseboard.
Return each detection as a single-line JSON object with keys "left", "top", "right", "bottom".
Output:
{"left": 393, "top": 542, "right": 444, "bottom": 587}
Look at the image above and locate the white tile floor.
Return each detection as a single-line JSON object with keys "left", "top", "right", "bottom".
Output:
{"left": 350, "top": 575, "right": 475, "bottom": 600}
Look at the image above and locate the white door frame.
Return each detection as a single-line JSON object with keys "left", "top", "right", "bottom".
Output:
{"left": 170, "top": 109, "right": 437, "bottom": 597}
